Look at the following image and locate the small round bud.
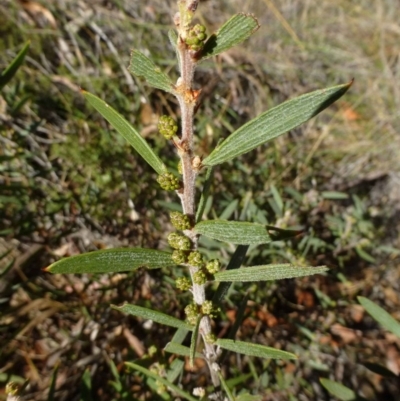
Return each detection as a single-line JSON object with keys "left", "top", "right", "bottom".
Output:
{"left": 204, "top": 333, "right": 217, "bottom": 344}
{"left": 168, "top": 232, "right": 191, "bottom": 250}
{"left": 185, "top": 303, "right": 199, "bottom": 325}
{"left": 193, "top": 270, "right": 207, "bottom": 285}
{"left": 201, "top": 300, "right": 214, "bottom": 315}
{"left": 188, "top": 251, "right": 204, "bottom": 267}
{"left": 172, "top": 249, "right": 188, "bottom": 264}
{"left": 157, "top": 172, "right": 181, "bottom": 191}
{"left": 170, "top": 211, "right": 191, "bottom": 230}
{"left": 176, "top": 276, "right": 192, "bottom": 291}
{"left": 148, "top": 345, "right": 157, "bottom": 356}
{"left": 158, "top": 115, "right": 178, "bottom": 139}
{"left": 185, "top": 24, "right": 207, "bottom": 51}
{"left": 205, "top": 259, "right": 221, "bottom": 274}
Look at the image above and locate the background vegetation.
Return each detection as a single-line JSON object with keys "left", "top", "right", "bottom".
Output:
{"left": 1, "top": 0, "right": 399, "bottom": 400}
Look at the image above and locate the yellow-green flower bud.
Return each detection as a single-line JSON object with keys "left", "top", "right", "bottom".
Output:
{"left": 193, "top": 270, "right": 207, "bottom": 285}
{"left": 170, "top": 211, "right": 191, "bottom": 230}
{"left": 205, "top": 259, "right": 221, "bottom": 274}
{"left": 188, "top": 251, "right": 204, "bottom": 267}
{"left": 186, "top": 24, "right": 207, "bottom": 51}
{"left": 204, "top": 333, "right": 217, "bottom": 344}
{"left": 158, "top": 115, "right": 178, "bottom": 140}
{"left": 157, "top": 172, "right": 181, "bottom": 191}
{"left": 172, "top": 249, "right": 188, "bottom": 264}
{"left": 201, "top": 300, "right": 220, "bottom": 318}
{"left": 185, "top": 303, "right": 199, "bottom": 325}
{"left": 168, "top": 232, "right": 191, "bottom": 250}
{"left": 176, "top": 276, "right": 192, "bottom": 291}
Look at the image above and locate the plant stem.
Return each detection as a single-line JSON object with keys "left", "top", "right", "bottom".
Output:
{"left": 175, "top": 3, "right": 222, "bottom": 396}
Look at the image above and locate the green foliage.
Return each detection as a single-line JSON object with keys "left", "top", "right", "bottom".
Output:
{"left": 320, "top": 378, "right": 356, "bottom": 401}
{"left": 43, "top": 1, "right": 351, "bottom": 399}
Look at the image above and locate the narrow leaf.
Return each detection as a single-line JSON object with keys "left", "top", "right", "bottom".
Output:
{"left": 320, "top": 378, "right": 356, "bottom": 401}
{"left": 362, "top": 362, "right": 398, "bottom": 378}
{"left": 214, "top": 264, "right": 328, "bottom": 282}
{"left": 203, "top": 81, "right": 353, "bottom": 166}
{"left": 125, "top": 362, "right": 198, "bottom": 401}
{"left": 83, "top": 91, "right": 166, "bottom": 175}
{"left": 195, "top": 167, "right": 214, "bottom": 223}
{"left": 129, "top": 50, "right": 175, "bottom": 93}
{"left": 218, "top": 372, "right": 235, "bottom": 401}
{"left": 164, "top": 342, "right": 204, "bottom": 359}
{"left": 216, "top": 339, "right": 296, "bottom": 360}
{"left": 0, "top": 41, "right": 30, "bottom": 91}
{"left": 267, "top": 225, "right": 304, "bottom": 241}
{"left": 190, "top": 316, "right": 201, "bottom": 367}
{"left": 47, "top": 365, "right": 58, "bottom": 401}
{"left": 201, "top": 14, "right": 259, "bottom": 60}
{"left": 166, "top": 359, "right": 185, "bottom": 383}
{"left": 171, "top": 328, "right": 189, "bottom": 345}
{"left": 112, "top": 304, "right": 193, "bottom": 331}
{"left": 45, "top": 248, "right": 174, "bottom": 274}
{"left": 195, "top": 220, "right": 271, "bottom": 245}
{"left": 358, "top": 296, "right": 400, "bottom": 338}
{"left": 213, "top": 245, "right": 248, "bottom": 304}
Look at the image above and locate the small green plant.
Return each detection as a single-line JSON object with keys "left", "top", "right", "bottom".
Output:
{"left": 45, "top": 1, "right": 351, "bottom": 399}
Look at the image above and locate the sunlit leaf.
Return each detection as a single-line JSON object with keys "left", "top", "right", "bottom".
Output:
{"left": 358, "top": 296, "right": 400, "bottom": 338}
{"left": 129, "top": 50, "right": 175, "bottom": 93}
{"left": 203, "top": 81, "right": 352, "bottom": 166}
{"left": 201, "top": 14, "right": 259, "bottom": 60}
{"left": 45, "top": 248, "right": 174, "bottom": 274}
{"left": 214, "top": 264, "right": 328, "bottom": 282}
{"left": 195, "top": 220, "right": 271, "bottom": 245}
{"left": 216, "top": 339, "right": 296, "bottom": 360}
{"left": 166, "top": 359, "right": 185, "bottom": 384}
{"left": 83, "top": 91, "right": 166, "bottom": 175}
{"left": 125, "top": 362, "right": 198, "bottom": 401}
{"left": 320, "top": 378, "right": 356, "bottom": 401}
{"left": 218, "top": 371, "right": 235, "bottom": 401}
{"left": 112, "top": 304, "right": 193, "bottom": 331}
{"left": 0, "top": 41, "right": 30, "bottom": 91}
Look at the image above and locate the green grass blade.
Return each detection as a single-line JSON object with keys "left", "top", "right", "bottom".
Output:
{"left": 358, "top": 296, "right": 400, "bottom": 338}
{"left": 203, "top": 81, "right": 352, "bottom": 166}
{"left": 45, "top": 248, "right": 174, "bottom": 274}
{"left": 83, "top": 91, "right": 166, "bottom": 174}
{"left": 125, "top": 362, "right": 198, "bottom": 401}
{"left": 218, "top": 371, "right": 235, "bottom": 401}
{"left": 214, "top": 264, "right": 328, "bottom": 282}
{"left": 213, "top": 245, "right": 248, "bottom": 304}
{"left": 80, "top": 369, "right": 93, "bottom": 401}
{"left": 112, "top": 304, "right": 193, "bottom": 331}
{"left": 189, "top": 315, "right": 201, "bottom": 367}
{"left": 129, "top": 50, "right": 175, "bottom": 93}
{"left": 195, "top": 220, "right": 271, "bottom": 245}
{"left": 320, "top": 378, "right": 356, "bottom": 401}
{"left": 0, "top": 41, "right": 30, "bottom": 91}
{"left": 47, "top": 365, "right": 58, "bottom": 401}
{"left": 201, "top": 13, "right": 259, "bottom": 60}
{"left": 216, "top": 339, "right": 296, "bottom": 360}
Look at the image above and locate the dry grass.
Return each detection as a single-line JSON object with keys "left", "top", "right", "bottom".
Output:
{"left": 1, "top": 0, "right": 399, "bottom": 400}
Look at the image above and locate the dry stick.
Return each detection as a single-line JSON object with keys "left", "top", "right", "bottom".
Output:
{"left": 174, "top": 5, "right": 222, "bottom": 397}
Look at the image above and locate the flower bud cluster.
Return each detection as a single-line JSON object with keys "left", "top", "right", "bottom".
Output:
{"left": 187, "top": 250, "right": 204, "bottom": 267}
{"left": 168, "top": 232, "right": 191, "bottom": 250}
{"left": 157, "top": 172, "right": 181, "bottom": 191}
{"left": 193, "top": 269, "right": 207, "bottom": 285}
{"left": 176, "top": 276, "right": 192, "bottom": 291}
{"left": 171, "top": 249, "right": 188, "bottom": 264}
{"left": 185, "top": 24, "right": 207, "bottom": 51}
{"left": 158, "top": 115, "right": 178, "bottom": 140}
{"left": 185, "top": 303, "right": 199, "bottom": 325}
{"left": 205, "top": 259, "right": 221, "bottom": 274}
{"left": 201, "top": 300, "right": 220, "bottom": 318}
{"left": 170, "top": 211, "right": 191, "bottom": 230}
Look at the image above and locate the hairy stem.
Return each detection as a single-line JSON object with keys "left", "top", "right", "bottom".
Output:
{"left": 175, "top": 3, "right": 222, "bottom": 395}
